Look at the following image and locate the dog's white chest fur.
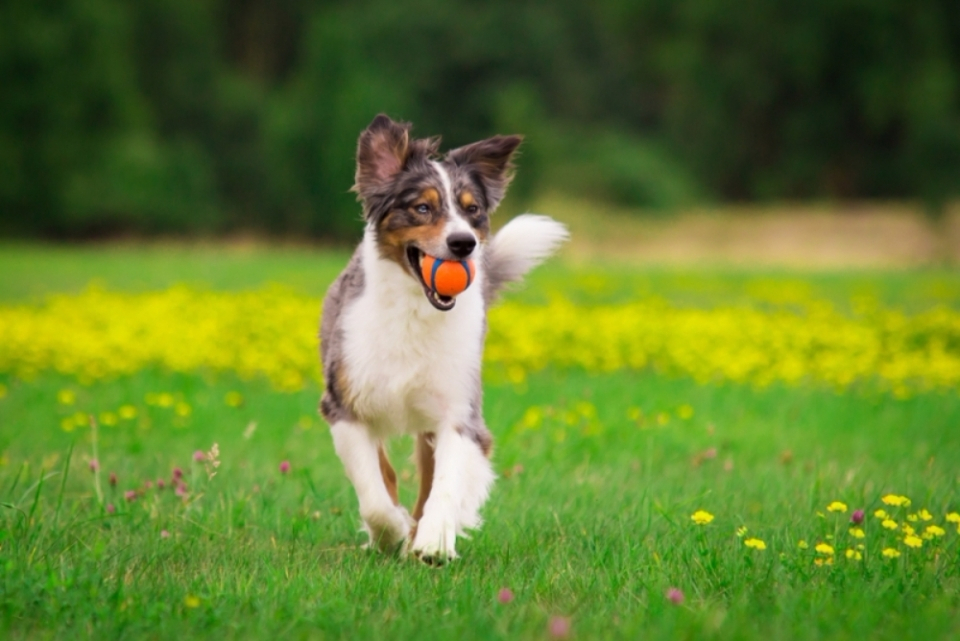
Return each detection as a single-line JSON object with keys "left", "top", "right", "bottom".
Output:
{"left": 341, "top": 232, "right": 485, "bottom": 437}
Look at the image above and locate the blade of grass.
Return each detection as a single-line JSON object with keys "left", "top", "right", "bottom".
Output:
{"left": 53, "top": 441, "right": 74, "bottom": 529}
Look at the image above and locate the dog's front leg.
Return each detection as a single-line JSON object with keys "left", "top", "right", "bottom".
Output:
{"left": 410, "top": 426, "right": 493, "bottom": 563}
{"left": 330, "top": 421, "right": 413, "bottom": 552}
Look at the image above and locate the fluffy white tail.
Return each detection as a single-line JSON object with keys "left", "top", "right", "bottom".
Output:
{"left": 486, "top": 214, "right": 569, "bottom": 294}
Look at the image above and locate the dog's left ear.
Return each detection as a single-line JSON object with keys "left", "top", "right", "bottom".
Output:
{"left": 354, "top": 114, "right": 412, "bottom": 198}
{"left": 448, "top": 135, "right": 523, "bottom": 211}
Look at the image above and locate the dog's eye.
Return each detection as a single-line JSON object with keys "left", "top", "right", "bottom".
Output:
{"left": 466, "top": 204, "right": 479, "bottom": 214}
{"left": 414, "top": 204, "right": 430, "bottom": 214}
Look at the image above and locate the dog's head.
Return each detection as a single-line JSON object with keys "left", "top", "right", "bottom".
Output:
{"left": 352, "top": 114, "right": 521, "bottom": 311}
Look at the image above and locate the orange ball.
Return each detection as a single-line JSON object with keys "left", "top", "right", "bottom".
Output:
{"left": 420, "top": 255, "right": 476, "bottom": 297}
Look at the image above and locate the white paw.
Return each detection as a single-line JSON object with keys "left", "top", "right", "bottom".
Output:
{"left": 410, "top": 513, "right": 458, "bottom": 563}
{"left": 362, "top": 505, "right": 415, "bottom": 553}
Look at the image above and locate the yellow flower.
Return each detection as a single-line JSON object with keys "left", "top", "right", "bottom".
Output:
{"left": 924, "top": 525, "right": 946, "bottom": 538}
{"left": 882, "top": 548, "right": 901, "bottom": 559}
{"left": 918, "top": 509, "right": 933, "bottom": 521}
{"left": 815, "top": 543, "right": 835, "bottom": 556}
{"left": 744, "top": 538, "right": 766, "bottom": 550}
{"left": 903, "top": 535, "right": 923, "bottom": 549}
{"left": 797, "top": 540, "right": 809, "bottom": 549}
{"left": 845, "top": 549, "right": 862, "bottom": 560}
{"left": 882, "top": 494, "right": 910, "bottom": 507}
{"left": 901, "top": 524, "right": 915, "bottom": 536}
{"left": 691, "top": 510, "right": 714, "bottom": 525}
{"left": 157, "top": 393, "right": 174, "bottom": 408}
{"left": 184, "top": 595, "right": 201, "bottom": 608}
{"left": 814, "top": 557, "right": 833, "bottom": 566}
{"left": 848, "top": 527, "right": 865, "bottom": 539}
{"left": 946, "top": 512, "right": 960, "bottom": 523}
{"left": 57, "top": 389, "right": 76, "bottom": 405}
{"left": 873, "top": 509, "right": 888, "bottom": 519}
{"left": 906, "top": 513, "right": 918, "bottom": 522}
{"left": 118, "top": 405, "right": 138, "bottom": 420}
{"left": 881, "top": 519, "right": 898, "bottom": 530}
{"left": 827, "top": 501, "right": 847, "bottom": 513}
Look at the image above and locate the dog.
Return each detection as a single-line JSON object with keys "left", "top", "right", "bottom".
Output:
{"left": 319, "top": 114, "right": 568, "bottom": 562}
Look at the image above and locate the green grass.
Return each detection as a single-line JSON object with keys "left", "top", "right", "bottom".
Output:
{"left": 2, "top": 245, "right": 959, "bottom": 639}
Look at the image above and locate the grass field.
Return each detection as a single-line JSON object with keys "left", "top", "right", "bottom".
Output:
{"left": 2, "top": 243, "right": 960, "bottom": 640}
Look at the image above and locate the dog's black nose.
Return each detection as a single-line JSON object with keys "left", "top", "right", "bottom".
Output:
{"left": 446, "top": 232, "right": 477, "bottom": 258}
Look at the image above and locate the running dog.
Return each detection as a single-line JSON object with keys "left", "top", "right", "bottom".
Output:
{"left": 320, "top": 114, "right": 567, "bottom": 562}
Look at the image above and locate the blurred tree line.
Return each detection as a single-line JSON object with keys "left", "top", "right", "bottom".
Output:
{"left": 2, "top": 0, "right": 959, "bottom": 239}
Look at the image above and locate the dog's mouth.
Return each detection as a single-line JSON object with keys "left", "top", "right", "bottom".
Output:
{"left": 406, "top": 245, "right": 456, "bottom": 311}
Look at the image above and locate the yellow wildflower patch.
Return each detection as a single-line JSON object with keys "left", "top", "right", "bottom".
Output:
{"left": 1, "top": 285, "right": 959, "bottom": 393}
{"left": 815, "top": 543, "right": 835, "bottom": 556}
{"left": 797, "top": 540, "right": 809, "bottom": 550}
{"left": 826, "top": 501, "right": 847, "bottom": 513}
{"left": 882, "top": 495, "right": 911, "bottom": 507}
{"left": 881, "top": 519, "right": 898, "bottom": 530}
{"left": 848, "top": 527, "right": 865, "bottom": 539}
{"left": 917, "top": 509, "right": 933, "bottom": 521}
{"left": 691, "top": 510, "right": 714, "bottom": 525}
{"left": 924, "top": 525, "right": 945, "bottom": 538}
{"left": 873, "top": 509, "right": 888, "bottom": 519}
{"left": 845, "top": 549, "right": 862, "bottom": 560}
{"left": 946, "top": 512, "right": 960, "bottom": 523}
{"left": 882, "top": 548, "right": 901, "bottom": 559}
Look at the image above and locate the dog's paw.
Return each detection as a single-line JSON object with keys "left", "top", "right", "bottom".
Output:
{"left": 363, "top": 505, "right": 415, "bottom": 553}
{"left": 409, "top": 514, "right": 458, "bottom": 564}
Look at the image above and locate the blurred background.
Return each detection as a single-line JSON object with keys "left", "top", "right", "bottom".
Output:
{"left": 2, "top": 0, "right": 960, "bottom": 261}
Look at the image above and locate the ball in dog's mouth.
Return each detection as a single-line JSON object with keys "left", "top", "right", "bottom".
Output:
{"left": 406, "top": 246, "right": 456, "bottom": 311}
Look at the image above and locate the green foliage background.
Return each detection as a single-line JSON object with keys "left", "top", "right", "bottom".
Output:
{"left": 2, "top": 0, "right": 959, "bottom": 238}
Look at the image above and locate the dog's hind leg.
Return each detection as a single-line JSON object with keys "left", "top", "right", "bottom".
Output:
{"left": 330, "top": 421, "right": 414, "bottom": 552}
{"left": 410, "top": 432, "right": 436, "bottom": 542}
{"left": 378, "top": 444, "right": 400, "bottom": 506}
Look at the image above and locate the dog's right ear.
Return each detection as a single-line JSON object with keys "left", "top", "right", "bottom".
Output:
{"left": 353, "top": 114, "right": 411, "bottom": 197}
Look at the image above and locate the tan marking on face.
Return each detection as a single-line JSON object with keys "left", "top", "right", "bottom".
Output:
{"left": 376, "top": 215, "right": 447, "bottom": 268}
{"left": 458, "top": 191, "right": 476, "bottom": 210}
{"left": 414, "top": 188, "right": 440, "bottom": 211}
